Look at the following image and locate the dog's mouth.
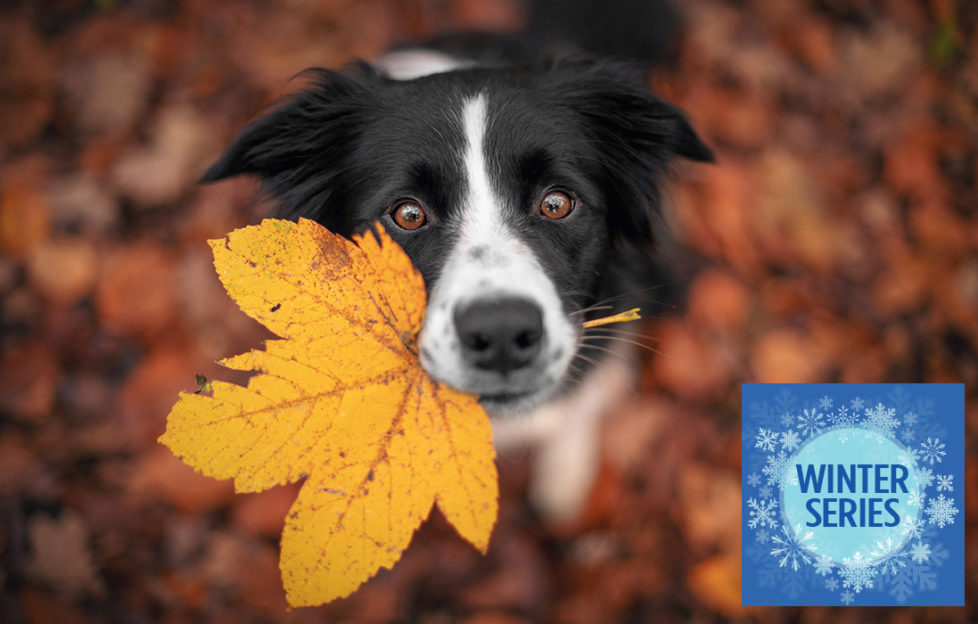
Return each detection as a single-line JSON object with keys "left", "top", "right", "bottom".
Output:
{"left": 477, "top": 383, "right": 559, "bottom": 416}
{"left": 417, "top": 282, "right": 579, "bottom": 416}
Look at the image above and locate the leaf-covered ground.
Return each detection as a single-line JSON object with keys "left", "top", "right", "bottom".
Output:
{"left": 1, "top": 0, "right": 975, "bottom": 622}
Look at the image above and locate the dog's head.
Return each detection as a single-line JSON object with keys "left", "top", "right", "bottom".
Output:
{"left": 203, "top": 58, "right": 711, "bottom": 414}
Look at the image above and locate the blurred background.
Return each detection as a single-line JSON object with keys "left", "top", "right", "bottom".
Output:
{"left": 0, "top": 0, "right": 975, "bottom": 622}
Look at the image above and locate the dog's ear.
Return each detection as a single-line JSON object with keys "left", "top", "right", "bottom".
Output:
{"left": 557, "top": 60, "right": 713, "bottom": 248}
{"left": 201, "top": 64, "right": 378, "bottom": 225}
{"left": 664, "top": 102, "right": 714, "bottom": 163}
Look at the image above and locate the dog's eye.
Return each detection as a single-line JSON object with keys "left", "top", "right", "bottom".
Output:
{"left": 391, "top": 201, "right": 427, "bottom": 230}
{"left": 539, "top": 191, "right": 573, "bottom": 220}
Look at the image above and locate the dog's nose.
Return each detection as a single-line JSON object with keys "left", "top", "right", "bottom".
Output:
{"left": 454, "top": 297, "right": 544, "bottom": 373}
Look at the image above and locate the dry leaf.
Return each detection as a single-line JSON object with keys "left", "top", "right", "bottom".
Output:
{"left": 24, "top": 511, "right": 105, "bottom": 598}
{"left": 159, "top": 218, "right": 498, "bottom": 607}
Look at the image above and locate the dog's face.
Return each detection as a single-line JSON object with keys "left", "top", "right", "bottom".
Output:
{"left": 203, "top": 59, "right": 711, "bottom": 414}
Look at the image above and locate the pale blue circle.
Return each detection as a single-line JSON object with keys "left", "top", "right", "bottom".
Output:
{"left": 781, "top": 427, "right": 920, "bottom": 565}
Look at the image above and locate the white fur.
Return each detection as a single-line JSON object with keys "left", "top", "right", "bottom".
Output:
{"left": 414, "top": 93, "right": 628, "bottom": 523}
{"left": 376, "top": 49, "right": 469, "bottom": 80}
{"left": 418, "top": 95, "right": 576, "bottom": 408}
{"left": 493, "top": 340, "right": 636, "bottom": 521}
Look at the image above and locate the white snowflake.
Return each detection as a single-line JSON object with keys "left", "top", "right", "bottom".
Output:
{"left": 869, "top": 536, "right": 898, "bottom": 561}
{"left": 877, "top": 552, "right": 909, "bottom": 576}
{"left": 747, "top": 497, "right": 779, "bottom": 529}
{"left": 907, "top": 489, "right": 925, "bottom": 507}
{"left": 909, "top": 541, "right": 932, "bottom": 564}
{"left": 869, "top": 538, "right": 908, "bottom": 574}
{"left": 917, "top": 437, "right": 946, "bottom": 465}
{"left": 796, "top": 408, "right": 825, "bottom": 438}
{"left": 758, "top": 485, "right": 774, "bottom": 499}
{"left": 756, "top": 529, "right": 771, "bottom": 543}
{"left": 903, "top": 411, "right": 918, "bottom": 427}
{"left": 936, "top": 474, "right": 953, "bottom": 492}
{"left": 825, "top": 577, "right": 839, "bottom": 591}
{"left": 770, "top": 524, "right": 817, "bottom": 572}
{"left": 755, "top": 427, "right": 779, "bottom": 452}
{"left": 780, "top": 429, "right": 800, "bottom": 451}
{"left": 840, "top": 553, "right": 876, "bottom": 593}
{"left": 829, "top": 405, "right": 855, "bottom": 427}
{"left": 925, "top": 494, "right": 959, "bottom": 528}
{"left": 819, "top": 395, "right": 833, "bottom": 410}
{"left": 762, "top": 451, "right": 791, "bottom": 487}
{"left": 837, "top": 429, "right": 850, "bottom": 444}
{"left": 917, "top": 467, "right": 935, "bottom": 489}
{"left": 900, "top": 428, "right": 914, "bottom": 443}
{"left": 780, "top": 412, "right": 793, "bottom": 428}
{"left": 746, "top": 472, "right": 761, "bottom": 487}
{"left": 841, "top": 590, "right": 856, "bottom": 605}
{"left": 850, "top": 397, "right": 865, "bottom": 411}
{"left": 863, "top": 403, "right": 899, "bottom": 437}
{"left": 813, "top": 554, "right": 833, "bottom": 576}
{"left": 896, "top": 449, "right": 916, "bottom": 466}
{"left": 899, "top": 514, "right": 925, "bottom": 539}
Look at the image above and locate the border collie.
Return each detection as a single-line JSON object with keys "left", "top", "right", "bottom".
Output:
{"left": 201, "top": 36, "right": 712, "bottom": 520}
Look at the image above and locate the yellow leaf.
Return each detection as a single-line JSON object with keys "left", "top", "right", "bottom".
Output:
{"left": 159, "top": 218, "right": 497, "bottom": 607}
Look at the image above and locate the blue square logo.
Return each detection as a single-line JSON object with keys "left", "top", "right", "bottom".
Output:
{"left": 741, "top": 384, "right": 964, "bottom": 606}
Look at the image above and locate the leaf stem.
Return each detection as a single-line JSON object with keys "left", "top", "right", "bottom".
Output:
{"left": 581, "top": 307, "right": 641, "bottom": 329}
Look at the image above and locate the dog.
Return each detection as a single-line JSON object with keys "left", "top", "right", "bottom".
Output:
{"left": 200, "top": 30, "right": 712, "bottom": 521}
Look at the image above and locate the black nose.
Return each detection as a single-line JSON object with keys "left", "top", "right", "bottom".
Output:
{"left": 454, "top": 297, "right": 544, "bottom": 373}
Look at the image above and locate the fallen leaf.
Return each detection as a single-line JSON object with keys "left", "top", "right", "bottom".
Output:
{"left": 0, "top": 432, "right": 43, "bottom": 495}
{"left": 232, "top": 483, "right": 301, "bottom": 538}
{"left": 648, "top": 319, "right": 731, "bottom": 400}
{"left": 0, "top": 341, "right": 59, "bottom": 425}
{"left": 0, "top": 19, "right": 54, "bottom": 153}
{"left": 160, "top": 218, "right": 498, "bottom": 607}
{"left": 46, "top": 173, "right": 120, "bottom": 235}
{"left": 96, "top": 241, "right": 177, "bottom": 338}
{"left": 686, "top": 553, "right": 746, "bottom": 617}
{"left": 674, "top": 464, "right": 741, "bottom": 553}
{"left": 0, "top": 179, "right": 50, "bottom": 258}
{"left": 686, "top": 270, "right": 750, "bottom": 333}
{"left": 120, "top": 346, "right": 200, "bottom": 448}
{"left": 200, "top": 531, "right": 287, "bottom": 616}
{"left": 24, "top": 511, "right": 105, "bottom": 599}
{"left": 59, "top": 52, "right": 151, "bottom": 137}
{"left": 751, "top": 328, "right": 827, "bottom": 382}
{"left": 129, "top": 446, "right": 234, "bottom": 513}
{"left": 111, "top": 105, "right": 215, "bottom": 208}
{"left": 27, "top": 237, "right": 98, "bottom": 304}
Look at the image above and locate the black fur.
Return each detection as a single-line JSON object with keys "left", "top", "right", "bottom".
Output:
{"left": 203, "top": 57, "right": 711, "bottom": 323}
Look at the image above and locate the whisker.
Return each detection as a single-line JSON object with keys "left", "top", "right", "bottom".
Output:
{"left": 590, "top": 284, "right": 671, "bottom": 305}
{"left": 562, "top": 364, "right": 588, "bottom": 386}
{"left": 572, "top": 352, "right": 603, "bottom": 369}
{"left": 578, "top": 342, "right": 635, "bottom": 362}
{"left": 568, "top": 285, "right": 677, "bottom": 323}
{"left": 580, "top": 335, "right": 665, "bottom": 356}
{"left": 495, "top": 430, "right": 532, "bottom": 463}
{"left": 586, "top": 338, "right": 664, "bottom": 353}
{"left": 569, "top": 304, "right": 615, "bottom": 317}
{"left": 582, "top": 328, "right": 661, "bottom": 344}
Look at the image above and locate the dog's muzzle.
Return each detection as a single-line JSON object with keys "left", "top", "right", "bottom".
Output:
{"left": 453, "top": 297, "right": 544, "bottom": 374}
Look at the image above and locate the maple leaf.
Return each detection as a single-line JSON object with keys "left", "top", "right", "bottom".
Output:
{"left": 159, "top": 218, "right": 498, "bottom": 607}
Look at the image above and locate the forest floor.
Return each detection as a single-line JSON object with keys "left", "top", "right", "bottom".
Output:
{"left": 1, "top": 0, "right": 976, "bottom": 622}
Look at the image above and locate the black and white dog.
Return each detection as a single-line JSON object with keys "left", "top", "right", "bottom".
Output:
{"left": 202, "top": 25, "right": 712, "bottom": 520}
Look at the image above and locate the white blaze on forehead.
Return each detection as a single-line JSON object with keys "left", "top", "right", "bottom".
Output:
{"left": 456, "top": 93, "right": 538, "bottom": 283}
{"left": 459, "top": 94, "right": 507, "bottom": 246}
{"left": 418, "top": 92, "right": 575, "bottom": 407}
